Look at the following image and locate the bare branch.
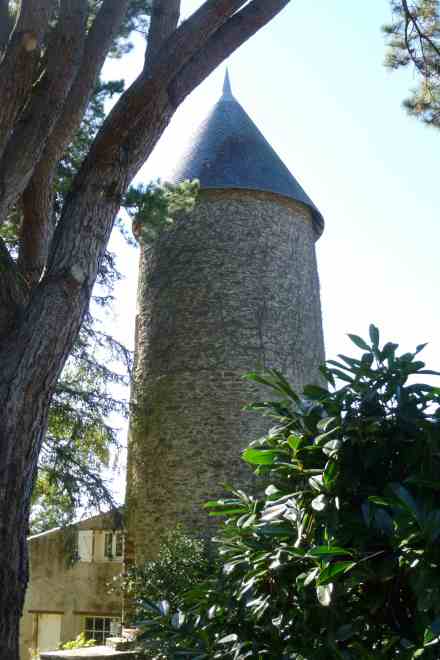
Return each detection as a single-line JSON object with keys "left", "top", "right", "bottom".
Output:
{"left": 0, "top": 0, "right": 55, "bottom": 160}
{"left": 0, "top": 0, "right": 88, "bottom": 224}
{"left": 144, "top": 0, "right": 180, "bottom": 72}
{"left": 170, "top": 0, "right": 290, "bottom": 108}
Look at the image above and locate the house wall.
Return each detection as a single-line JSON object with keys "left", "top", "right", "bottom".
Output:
{"left": 20, "top": 516, "right": 124, "bottom": 660}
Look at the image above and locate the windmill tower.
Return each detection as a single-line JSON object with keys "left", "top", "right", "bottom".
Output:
{"left": 126, "top": 72, "right": 325, "bottom": 561}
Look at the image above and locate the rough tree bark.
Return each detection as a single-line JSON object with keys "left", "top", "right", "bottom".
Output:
{"left": 0, "top": 1, "right": 290, "bottom": 657}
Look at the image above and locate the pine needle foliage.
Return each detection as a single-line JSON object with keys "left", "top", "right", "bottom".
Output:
{"left": 384, "top": 1, "right": 440, "bottom": 127}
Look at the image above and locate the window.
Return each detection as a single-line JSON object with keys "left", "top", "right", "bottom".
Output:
{"left": 77, "top": 530, "right": 93, "bottom": 562}
{"left": 104, "top": 531, "right": 124, "bottom": 560}
{"left": 84, "top": 616, "right": 120, "bottom": 644}
{"left": 115, "top": 531, "right": 123, "bottom": 557}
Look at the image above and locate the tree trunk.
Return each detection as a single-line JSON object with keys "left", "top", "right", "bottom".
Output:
{"left": 0, "top": 367, "right": 50, "bottom": 660}
{"left": 0, "top": 2, "right": 291, "bottom": 655}
{"left": 0, "top": 280, "right": 94, "bottom": 659}
{"left": 0, "top": 102, "right": 173, "bottom": 658}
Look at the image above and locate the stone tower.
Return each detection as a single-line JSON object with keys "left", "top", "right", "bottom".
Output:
{"left": 126, "top": 72, "right": 325, "bottom": 561}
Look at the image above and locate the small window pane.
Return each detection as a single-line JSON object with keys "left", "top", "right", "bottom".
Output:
{"left": 84, "top": 616, "right": 119, "bottom": 644}
{"left": 104, "top": 533, "right": 113, "bottom": 558}
{"left": 115, "top": 533, "right": 123, "bottom": 558}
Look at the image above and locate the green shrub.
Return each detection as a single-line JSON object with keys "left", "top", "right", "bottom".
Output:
{"left": 60, "top": 632, "right": 96, "bottom": 649}
{"left": 139, "top": 327, "right": 440, "bottom": 659}
{"left": 124, "top": 526, "right": 213, "bottom": 616}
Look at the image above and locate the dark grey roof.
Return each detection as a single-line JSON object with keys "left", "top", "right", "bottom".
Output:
{"left": 166, "top": 72, "right": 324, "bottom": 234}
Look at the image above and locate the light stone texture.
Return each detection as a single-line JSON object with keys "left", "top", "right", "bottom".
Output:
{"left": 126, "top": 190, "right": 325, "bottom": 561}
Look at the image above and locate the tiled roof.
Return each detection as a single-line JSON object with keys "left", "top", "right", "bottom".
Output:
{"left": 166, "top": 70, "right": 324, "bottom": 234}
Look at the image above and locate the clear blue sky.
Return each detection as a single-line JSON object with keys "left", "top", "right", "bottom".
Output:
{"left": 104, "top": 1, "right": 440, "bottom": 496}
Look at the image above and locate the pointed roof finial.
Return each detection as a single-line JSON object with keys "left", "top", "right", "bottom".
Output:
{"left": 164, "top": 67, "right": 324, "bottom": 235}
{"left": 222, "top": 68, "right": 233, "bottom": 100}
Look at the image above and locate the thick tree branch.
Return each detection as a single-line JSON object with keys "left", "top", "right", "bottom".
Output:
{"left": 19, "top": 160, "right": 56, "bottom": 284}
{"left": 0, "top": 0, "right": 88, "bottom": 225}
{"left": 0, "top": 0, "right": 55, "bottom": 160}
{"left": 148, "top": 0, "right": 249, "bottom": 84}
{"left": 38, "top": 0, "right": 290, "bottom": 297}
{"left": 60, "top": 0, "right": 280, "bottom": 191}
{"left": 41, "top": 0, "right": 132, "bottom": 168}
{"left": 18, "top": 0, "right": 131, "bottom": 282}
{"left": 0, "top": 0, "right": 292, "bottom": 449}
{"left": 144, "top": 0, "right": 180, "bottom": 72}
{"left": 169, "top": 0, "right": 290, "bottom": 108}
{"left": 17, "top": 0, "right": 255, "bottom": 258}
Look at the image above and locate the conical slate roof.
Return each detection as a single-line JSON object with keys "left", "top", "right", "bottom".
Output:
{"left": 166, "top": 71, "right": 324, "bottom": 234}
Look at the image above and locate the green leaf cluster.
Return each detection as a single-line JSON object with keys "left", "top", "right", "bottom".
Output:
{"left": 60, "top": 633, "right": 96, "bottom": 650}
{"left": 116, "top": 527, "right": 215, "bottom": 658}
{"left": 138, "top": 327, "right": 440, "bottom": 659}
{"left": 126, "top": 179, "right": 200, "bottom": 247}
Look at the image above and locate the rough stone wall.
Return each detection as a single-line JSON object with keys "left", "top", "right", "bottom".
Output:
{"left": 126, "top": 190, "right": 325, "bottom": 561}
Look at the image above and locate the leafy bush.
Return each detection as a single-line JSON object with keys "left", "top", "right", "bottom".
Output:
{"left": 139, "top": 327, "right": 440, "bottom": 659}
{"left": 123, "top": 526, "right": 213, "bottom": 617}
{"left": 60, "top": 632, "right": 96, "bottom": 649}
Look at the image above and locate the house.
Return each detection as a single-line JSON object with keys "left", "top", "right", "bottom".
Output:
{"left": 20, "top": 511, "right": 125, "bottom": 659}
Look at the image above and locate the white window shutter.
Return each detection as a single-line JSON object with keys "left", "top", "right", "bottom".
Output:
{"left": 78, "top": 530, "right": 93, "bottom": 562}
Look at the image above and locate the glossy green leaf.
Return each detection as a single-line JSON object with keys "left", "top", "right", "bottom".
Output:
{"left": 389, "top": 482, "right": 420, "bottom": 520}
{"left": 242, "top": 448, "right": 286, "bottom": 465}
{"left": 369, "top": 324, "right": 380, "bottom": 348}
{"left": 328, "top": 368, "right": 354, "bottom": 383}
{"left": 318, "top": 561, "right": 356, "bottom": 585}
{"left": 323, "top": 439, "right": 342, "bottom": 456}
{"left": 308, "top": 546, "right": 352, "bottom": 557}
{"left": 287, "top": 434, "right": 303, "bottom": 451}
{"left": 315, "top": 427, "right": 340, "bottom": 445}
{"left": 317, "top": 416, "right": 338, "bottom": 432}
{"left": 348, "top": 334, "right": 371, "bottom": 351}
{"left": 303, "top": 384, "right": 328, "bottom": 400}
{"left": 323, "top": 460, "right": 338, "bottom": 488}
